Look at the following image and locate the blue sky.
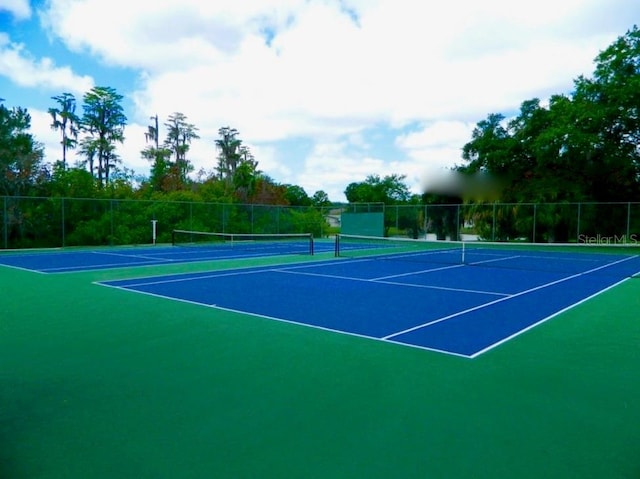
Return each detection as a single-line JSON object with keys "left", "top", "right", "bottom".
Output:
{"left": 1, "top": 0, "right": 639, "bottom": 201}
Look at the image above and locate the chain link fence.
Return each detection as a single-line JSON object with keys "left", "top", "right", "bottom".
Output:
{"left": 2, "top": 196, "right": 639, "bottom": 249}
{"left": 384, "top": 202, "right": 640, "bottom": 243}
{"left": 0, "top": 196, "right": 339, "bottom": 249}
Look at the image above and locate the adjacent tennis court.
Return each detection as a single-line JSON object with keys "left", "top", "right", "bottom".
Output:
{"left": 0, "top": 231, "right": 322, "bottom": 273}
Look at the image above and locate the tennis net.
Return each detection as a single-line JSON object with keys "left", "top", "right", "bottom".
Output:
{"left": 335, "top": 234, "right": 640, "bottom": 277}
{"left": 172, "top": 230, "right": 314, "bottom": 255}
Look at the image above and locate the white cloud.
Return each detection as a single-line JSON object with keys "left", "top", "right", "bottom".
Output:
{"left": 29, "top": 109, "right": 61, "bottom": 162}
{"left": 397, "top": 121, "right": 475, "bottom": 150}
{"left": 293, "top": 139, "right": 434, "bottom": 201}
{"left": 17, "top": 0, "right": 640, "bottom": 201}
{"left": 40, "top": 0, "right": 308, "bottom": 71}
{"left": 0, "top": 0, "right": 30, "bottom": 20}
{"left": 39, "top": 0, "right": 634, "bottom": 134}
{"left": 395, "top": 121, "right": 479, "bottom": 194}
{"left": 251, "top": 144, "right": 291, "bottom": 181}
{"left": 131, "top": 0, "right": 625, "bottom": 141}
{"left": 0, "top": 37, "right": 93, "bottom": 94}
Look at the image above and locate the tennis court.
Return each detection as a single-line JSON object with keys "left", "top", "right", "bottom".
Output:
{"left": 99, "top": 236, "right": 640, "bottom": 357}
{"left": 2, "top": 233, "right": 640, "bottom": 478}
{"left": 0, "top": 232, "right": 322, "bottom": 273}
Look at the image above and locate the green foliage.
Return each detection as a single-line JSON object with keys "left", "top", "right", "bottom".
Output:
{"left": 49, "top": 165, "right": 97, "bottom": 197}
{"left": 459, "top": 26, "right": 640, "bottom": 241}
{"left": 422, "top": 196, "right": 462, "bottom": 240}
{"left": 311, "top": 190, "right": 331, "bottom": 207}
{"left": 164, "top": 112, "right": 199, "bottom": 183}
{"left": 286, "top": 207, "right": 329, "bottom": 237}
{"left": 250, "top": 176, "right": 287, "bottom": 205}
{"left": 345, "top": 174, "right": 411, "bottom": 204}
{"left": 193, "top": 178, "right": 234, "bottom": 203}
{"left": 142, "top": 146, "right": 173, "bottom": 192}
{"left": 284, "top": 185, "right": 311, "bottom": 206}
{"left": 0, "top": 101, "right": 45, "bottom": 196}
{"left": 79, "top": 86, "right": 127, "bottom": 186}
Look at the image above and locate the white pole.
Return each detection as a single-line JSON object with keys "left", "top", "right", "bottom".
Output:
{"left": 151, "top": 220, "right": 158, "bottom": 245}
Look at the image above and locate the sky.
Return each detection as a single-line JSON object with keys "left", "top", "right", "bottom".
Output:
{"left": 1, "top": 0, "right": 639, "bottom": 202}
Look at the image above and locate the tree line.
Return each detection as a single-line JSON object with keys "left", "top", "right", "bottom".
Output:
{"left": 345, "top": 26, "right": 640, "bottom": 240}
{"left": 455, "top": 25, "right": 640, "bottom": 241}
{"left": 1, "top": 89, "right": 332, "bottom": 208}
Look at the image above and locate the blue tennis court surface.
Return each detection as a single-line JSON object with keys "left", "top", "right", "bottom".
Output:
{"left": 0, "top": 240, "right": 332, "bottom": 273}
{"left": 98, "top": 251, "right": 640, "bottom": 358}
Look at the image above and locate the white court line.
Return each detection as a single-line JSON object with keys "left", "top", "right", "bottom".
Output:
{"left": 91, "top": 251, "right": 171, "bottom": 261}
{"left": 49, "top": 251, "right": 316, "bottom": 274}
{"left": 88, "top": 254, "right": 341, "bottom": 282}
{"left": 468, "top": 250, "right": 610, "bottom": 264}
{"left": 109, "top": 267, "right": 273, "bottom": 288}
{"left": 273, "top": 269, "right": 509, "bottom": 297}
{"left": 42, "top": 260, "right": 166, "bottom": 273}
{"left": 382, "top": 254, "right": 638, "bottom": 341}
{"left": 100, "top": 258, "right": 511, "bottom": 296}
{"left": 97, "top": 282, "right": 471, "bottom": 359}
{"left": 370, "top": 254, "right": 521, "bottom": 281}
{"left": 468, "top": 276, "right": 632, "bottom": 358}
{"left": 371, "top": 263, "right": 465, "bottom": 281}
{"left": 0, "top": 262, "right": 48, "bottom": 275}
{"left": 466, "top": 248, "right": 612, "bottom": 263}
{"left": 468, "top": 255, "right": 522, "bottom": 265}
{"left": 96, "top": 252, "right": 640, "bottom": 358}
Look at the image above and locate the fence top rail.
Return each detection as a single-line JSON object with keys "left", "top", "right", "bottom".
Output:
{"left": 0, "top": 195, "right": 339, "bottom": 210}
{"left": 2, "top": 196, "right": 640, "bottom": 208}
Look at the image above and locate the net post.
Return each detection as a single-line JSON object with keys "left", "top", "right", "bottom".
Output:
{"left": 171, "top": 229, "right": 176, "bottom": 246}
{"left": 151, "top": 219, "right": 158, "bottom": 245}
{"left": 335, "top": 234, "right": 340, "bottom": 257}
{"left": 309, "top": 233, "right": 314, "bottom": 255}
{"left": 461, "top": 241, "right": 466, "bottom": 264}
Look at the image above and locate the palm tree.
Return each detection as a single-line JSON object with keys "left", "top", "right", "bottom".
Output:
{"left": 164, "top": 112, "right": 199, "bottom": 182}
{"left": 145, "top": 114, "right": 159, "bottom": 149}
{"left": 79, "top": 86, "right": 127, "bottom": 186}
{"left": 215, "top": 126, "right": 242, "bottom": 181}
{"left": 48, "top": 93, "right": 80, "bottom": 170}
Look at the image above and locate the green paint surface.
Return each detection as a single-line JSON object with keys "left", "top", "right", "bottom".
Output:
{"left": 1, "top": 255, "right": 639, "bottom": 478}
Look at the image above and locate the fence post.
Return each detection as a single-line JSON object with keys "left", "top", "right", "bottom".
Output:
{"left": 424, "top": 205, "right": 428, "bottom": 239}
{"left": 492, "top": 202, "right": 496, "bottom": 241}
{"left": 627, "top": 202, "right": 631, "bottom": 242}
{"left": 61, "top": 197, "right": 66, "bottom": 247}
{"left": 576, "top": 202, "right": 581, "bottom": 242}
{"left": 532, "top": 204, "right": 537, "bottom": 242}
{"left": 2, "top": 196, "right": 6, "bottom": 249}
{"left": 110, "top": 199, "right": 114, "bottom": 246}
{"left": 395, "top": 205, "right": 399, "bottom": 233}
